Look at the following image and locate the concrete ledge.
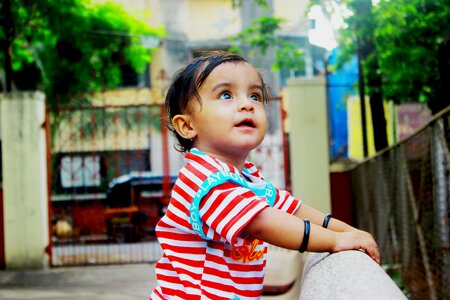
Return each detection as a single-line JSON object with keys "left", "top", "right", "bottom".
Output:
{"left": 300, "top": 251, "right": 407, "bottom": 300}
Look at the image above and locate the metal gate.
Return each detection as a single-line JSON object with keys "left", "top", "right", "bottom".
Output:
{"left": 47, "top": 96, "right": 288, "bottom": 266}
{"left": 48, "top": 102, "right": 173, "bottom": 266}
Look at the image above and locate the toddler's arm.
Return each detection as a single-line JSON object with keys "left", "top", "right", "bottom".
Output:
{"left": 294, "top": 203, "right": 379, "bottom": 255}
{"left": 244, "top": 207, "right": 380, "bottom": 264}
{"left": 295, "top": 203, "right": 356, "bottom": 232}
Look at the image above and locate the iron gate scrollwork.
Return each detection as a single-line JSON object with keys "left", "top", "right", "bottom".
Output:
{"left": 48, "top": 103, "right": 172, "bottom": 266}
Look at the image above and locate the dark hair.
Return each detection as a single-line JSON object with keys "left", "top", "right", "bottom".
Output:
{"left": 165, "top": 51, "right": 269, "bottom": 152}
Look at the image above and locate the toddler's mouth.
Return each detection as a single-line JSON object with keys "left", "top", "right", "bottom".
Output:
{"left": 236, "top": 118, "right": 256, "bottom": 128}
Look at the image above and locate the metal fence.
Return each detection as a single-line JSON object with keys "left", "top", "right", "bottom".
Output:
{"left": 351, "top": 107, "right": 450, "bottom": 300}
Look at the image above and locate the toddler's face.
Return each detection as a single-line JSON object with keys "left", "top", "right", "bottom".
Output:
{"left": 183, "top": 61, "right": 267, "bottom": 165}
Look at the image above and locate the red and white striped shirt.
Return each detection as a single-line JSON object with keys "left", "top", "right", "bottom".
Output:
{"left": 150, "top": 149, "right": 301, "bottom": 300}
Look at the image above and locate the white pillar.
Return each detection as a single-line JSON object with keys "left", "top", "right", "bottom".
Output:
{"left": 1, "top": 92, "right": 49, "bottom": 269}
{"left": 285, "top": 77, "right": 331, "bottom": 213}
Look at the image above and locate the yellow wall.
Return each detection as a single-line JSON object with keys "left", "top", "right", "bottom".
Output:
{"left": 347, "top": 96, "right": 395, "bottom": 160}
{"left": 186, "top": 0, "right": 240, "bottom": 41}
{"left": 274, "top": 0, "right": 310, "bottom": 31}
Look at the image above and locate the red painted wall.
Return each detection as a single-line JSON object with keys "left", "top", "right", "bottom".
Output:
{"left": 330, "top": 170, "right": 355, "bottom": 226}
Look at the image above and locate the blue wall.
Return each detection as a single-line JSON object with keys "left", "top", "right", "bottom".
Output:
{"left": 327, "top": 48, "right": 358, "bottom": 160}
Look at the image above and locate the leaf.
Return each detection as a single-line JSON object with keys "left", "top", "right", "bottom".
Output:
{"left": 1, "top": 0, "right": 164, "bottom": 105}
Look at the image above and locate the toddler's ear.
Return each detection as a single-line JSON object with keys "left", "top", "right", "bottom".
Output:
{"left": 172, "top": 114, "right": 197, "bottom": 140}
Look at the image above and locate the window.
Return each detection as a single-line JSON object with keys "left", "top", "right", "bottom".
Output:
{"left": 120, "top": 63, "right": 150, "bottom": 88}
{"left": 60, "top": 155, "right": 101, "bottom": 188}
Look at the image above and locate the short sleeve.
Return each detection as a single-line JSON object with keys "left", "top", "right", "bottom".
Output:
{"left": 198, "top": 182, "right": 269, "bottom": 245}
{"left": 272, "top": 188, "right": 301, "bottom": 215}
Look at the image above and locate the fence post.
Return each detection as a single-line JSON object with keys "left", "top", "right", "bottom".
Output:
{"left": 400, "top": 145, "right": 437, "bottom": 300}
{"left": 0, "top": 92, "right": 49, "bottom": 269}
{"left": 430, "top": 120, "right": 450, "bottom": 299}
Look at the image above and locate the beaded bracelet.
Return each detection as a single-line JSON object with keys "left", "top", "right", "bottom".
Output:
{"left": 298, "top": 219, "right": 310, "bottom": 253}
{"left": 322, "top": 213, "right": 332, "bottom": 228}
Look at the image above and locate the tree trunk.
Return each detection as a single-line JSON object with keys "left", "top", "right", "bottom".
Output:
{"left": 429, "top": 37, "right": 450, "bottom": 114}
{"left": 356, "top": 38, "right": 368, "bottom": 157}
{"left": 355, "top": 0, "right": 388, "bottom": 152}
{"left": 367, "top": 60, "right": 388, "bottom": 151}
{"left": 1, "top": 0, "right": 13, "bottom": 92}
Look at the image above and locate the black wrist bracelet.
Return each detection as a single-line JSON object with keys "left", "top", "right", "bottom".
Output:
{"left": 298, "top": 219, "right": 310, "bottom": 253}
{"left": 322, "top": 213, "right": 332, "bottom": 228}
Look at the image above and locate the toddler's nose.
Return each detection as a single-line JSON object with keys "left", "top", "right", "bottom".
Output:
{"left": 238, "top": 97, "right": 255, "bottom": 112}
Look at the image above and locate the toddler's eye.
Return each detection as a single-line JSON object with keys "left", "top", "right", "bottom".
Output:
{"left": 219, "top": 92, "right": 233, "bottom": 100}
{"left": 250, "top": 94, "right": 262, "bottom": 102}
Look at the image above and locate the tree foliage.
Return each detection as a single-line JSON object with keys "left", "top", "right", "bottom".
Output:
{"left": 0, "top": 0, "right": 164, "bottom": 107}
{"left": 373, "top": 0, "right": 450, "bottom": 113}
{"left": 318, "top": 0, "right": 450, "bottom": 151}
{"left": 229, "top": 13, "right": 305, "bottom": 73}
{"left": 334, "top": 0, "right": 450, "bottom": 114}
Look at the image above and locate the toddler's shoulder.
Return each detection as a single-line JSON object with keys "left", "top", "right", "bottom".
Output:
{"left": 244, "top": 161, "right": 263, "bottom": 179}
{"left": 185, "top": 150, "right": 234, "bottom": 176}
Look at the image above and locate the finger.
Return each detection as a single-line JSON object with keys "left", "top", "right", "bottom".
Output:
{"left": 369, "top": 245, "right": 380, "bottom": 264}
{"left": 360, "top": 242, "right": 379, "bottom": 264}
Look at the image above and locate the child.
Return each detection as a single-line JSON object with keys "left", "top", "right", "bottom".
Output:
{"left": 150, "top": 51, "right": 379, "bottom": 300}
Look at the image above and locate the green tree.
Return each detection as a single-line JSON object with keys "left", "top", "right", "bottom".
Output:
{"left": 317, "top": 0, "right": 450, "bottom": 152}
{"left": 332, "top": 0, "right": 388, "bottom": 152}
{"left": 0, "top": 0, "right": 164, "bottom": 107}
{"left": 332, "top": 0, "right": 450, "bottom": 125}
{"left": 372, "top": 0, "right": 450, "bottom": 114}
{"left": 229, "top": 6, "right": 305, "bottom": 75}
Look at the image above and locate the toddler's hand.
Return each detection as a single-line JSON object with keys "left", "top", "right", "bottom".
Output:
{"left": 333, "top": 230, "right": 380, "bottom": 264}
